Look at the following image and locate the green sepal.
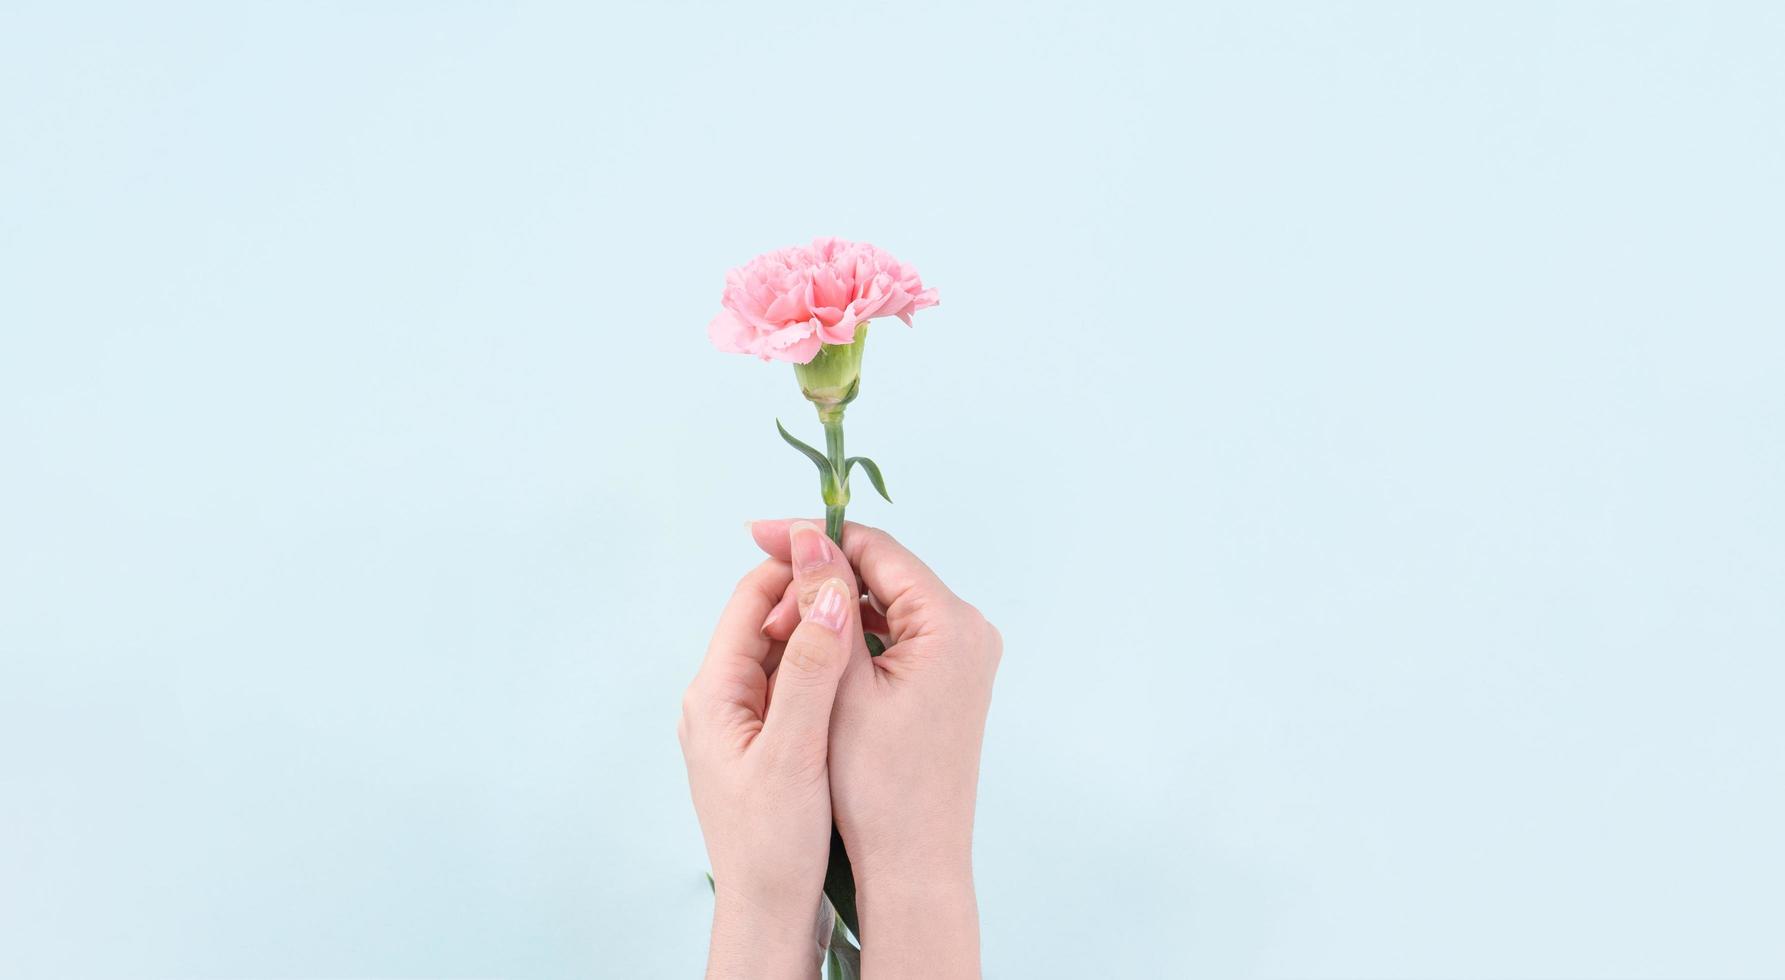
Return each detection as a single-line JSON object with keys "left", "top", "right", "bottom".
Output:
{"left": 777, "top": 419, "right": 839, "bottom": 485}
{"left": 845, "top": 456, "right": 892, "bottom": 503}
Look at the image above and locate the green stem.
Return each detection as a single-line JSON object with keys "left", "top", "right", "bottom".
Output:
{"left": 820, "top": 407, "right": 848, "bottom": 542}
{"left": 815, "top": 404, "right": 872, "bottom": 951}
{"left": 821, "top": 407, "right": 886, "bottom": 660}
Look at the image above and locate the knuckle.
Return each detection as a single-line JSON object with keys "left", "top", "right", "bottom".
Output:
{"left": 954, "top": 602, "right": 1002, "bottom": 663}
{"left": 895, "top": 588, "right": 939, "bottom": 623}
{"left": 780, "top": 639, "right": 835, "bottom": 679}
{"left": 680, "top": 684, "right": 715, "bottom": 727}
{"left": 953, "top": 599, "right": 989, "bottom": 630}
{"left": 845, "top": 525, "right": 895, "bottom": 561}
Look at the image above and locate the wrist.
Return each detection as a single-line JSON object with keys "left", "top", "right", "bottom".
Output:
{"left": 853, "top": 836, "right": 974, "bottom": 900}
{"left": 857, "top": 867, "right": 977, "bottom": 925}
{"left": 707, "top": 891, "right": 824, "bottom": 980}
{"left": 857, "top": 870, "right": 980, "bottom": 980}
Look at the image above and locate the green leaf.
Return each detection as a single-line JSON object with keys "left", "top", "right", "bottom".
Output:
{"left": 776, "top": 419, "right": 835, "bottom": 481}
{"left": 845, "top": 456, "right": 892, "bottom": 503}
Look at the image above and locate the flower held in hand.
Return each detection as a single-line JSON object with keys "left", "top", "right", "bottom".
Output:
{"left": 707, "top": 237, "right": 938, "bottom": 365}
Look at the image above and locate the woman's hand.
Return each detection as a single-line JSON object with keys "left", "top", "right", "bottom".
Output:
{"left": 752, "top": 519, "right": 1002, "bottom": 980}
{"left": 679, "top": 557, "right": 861, "bottom": 980}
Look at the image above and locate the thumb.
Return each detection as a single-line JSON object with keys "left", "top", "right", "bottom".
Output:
{"left": 761, "top": 576, "right": 855, "bottom": 748}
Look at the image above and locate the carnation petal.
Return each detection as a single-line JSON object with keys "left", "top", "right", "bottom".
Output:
{"left": 710, "top": 238, "right": 936, "bottom": 360}
{"left": 761, "top": 319, "right": 817, "bottom": 351}
{"left": 811, "top": 266, "right": 852, "bottom": 311}
{"left": 816, "top": 316, "right": 857, "bottom": 346}
{"left": 707, "top": 310, "right": 753, "bottom": 353}
{"left": 763, "top": 285, "right": 812, "bottom": 326}
{"left": 768, "top": 333, "right": 824, "bottom": 363}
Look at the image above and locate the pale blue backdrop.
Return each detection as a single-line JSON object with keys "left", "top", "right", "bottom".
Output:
{"left": 3, "top": 1, "right": 1782, "bottom": 977}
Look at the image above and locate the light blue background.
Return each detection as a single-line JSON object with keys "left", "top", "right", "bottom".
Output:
{"left": 3, "top": 2, "right": 1782, "bottom": 977}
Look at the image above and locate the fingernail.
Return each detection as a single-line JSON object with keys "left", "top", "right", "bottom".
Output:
{"left": 760, "top": 593, "right": 792, "bottom": 637}
{"left": 789, "top": 521, "right": 830, "bottom": 572}
{"left": 809, "top": 578, "right": 851, "bottom": 633}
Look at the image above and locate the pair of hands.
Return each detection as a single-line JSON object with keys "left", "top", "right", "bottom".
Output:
{"left": 679, "top": 519, "right": 1001, "bottom": 980}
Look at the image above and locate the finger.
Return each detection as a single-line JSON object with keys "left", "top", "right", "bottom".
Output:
{"left": 785, "top": 521, "right": 873, "bottom": 679}
{"left": 785, "top": 521, "right": 856, "bottom": 611}
{"left": 749, "top": 518, "right": 820, "bottom": 563}
{"left": 704, "top": 560, "right": 793, "bottom": 669}
{"left": 764, "top": 596, "right": 888, "bottom": 643}
{"left": 761, "top": 640, "right": 785, "bottom": 707}
{"left": 761, "top": 580, "right": 799, "bottom": 640}
{"left": 749, "top": 518, "right": 954, "bottom": 640}
{"left": 859, "top": 599, "right": 890, "bottom": 636}
{"left": 690, "top": 560, "right": 793, "bottom": 717}
{"left": 760, "top": 563, "right": 886, "bottom": 642}
{"left": 760, "top": 576, "right": 856, "bottom": 749}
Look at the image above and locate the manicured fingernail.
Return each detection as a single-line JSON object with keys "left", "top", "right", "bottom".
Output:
{"left": 809, "top": 578, "right": 851, "bottom": 633}
{"left": 789, "top": 521, "right": 830, "bottom": 572}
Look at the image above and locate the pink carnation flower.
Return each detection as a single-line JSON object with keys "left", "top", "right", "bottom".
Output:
{"left": 708, "top": 238, "right": 939, "bottom": 363}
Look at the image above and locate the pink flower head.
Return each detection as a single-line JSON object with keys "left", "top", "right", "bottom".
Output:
{"left": 708, "top": 238, "right": 939, "bottom": 363}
